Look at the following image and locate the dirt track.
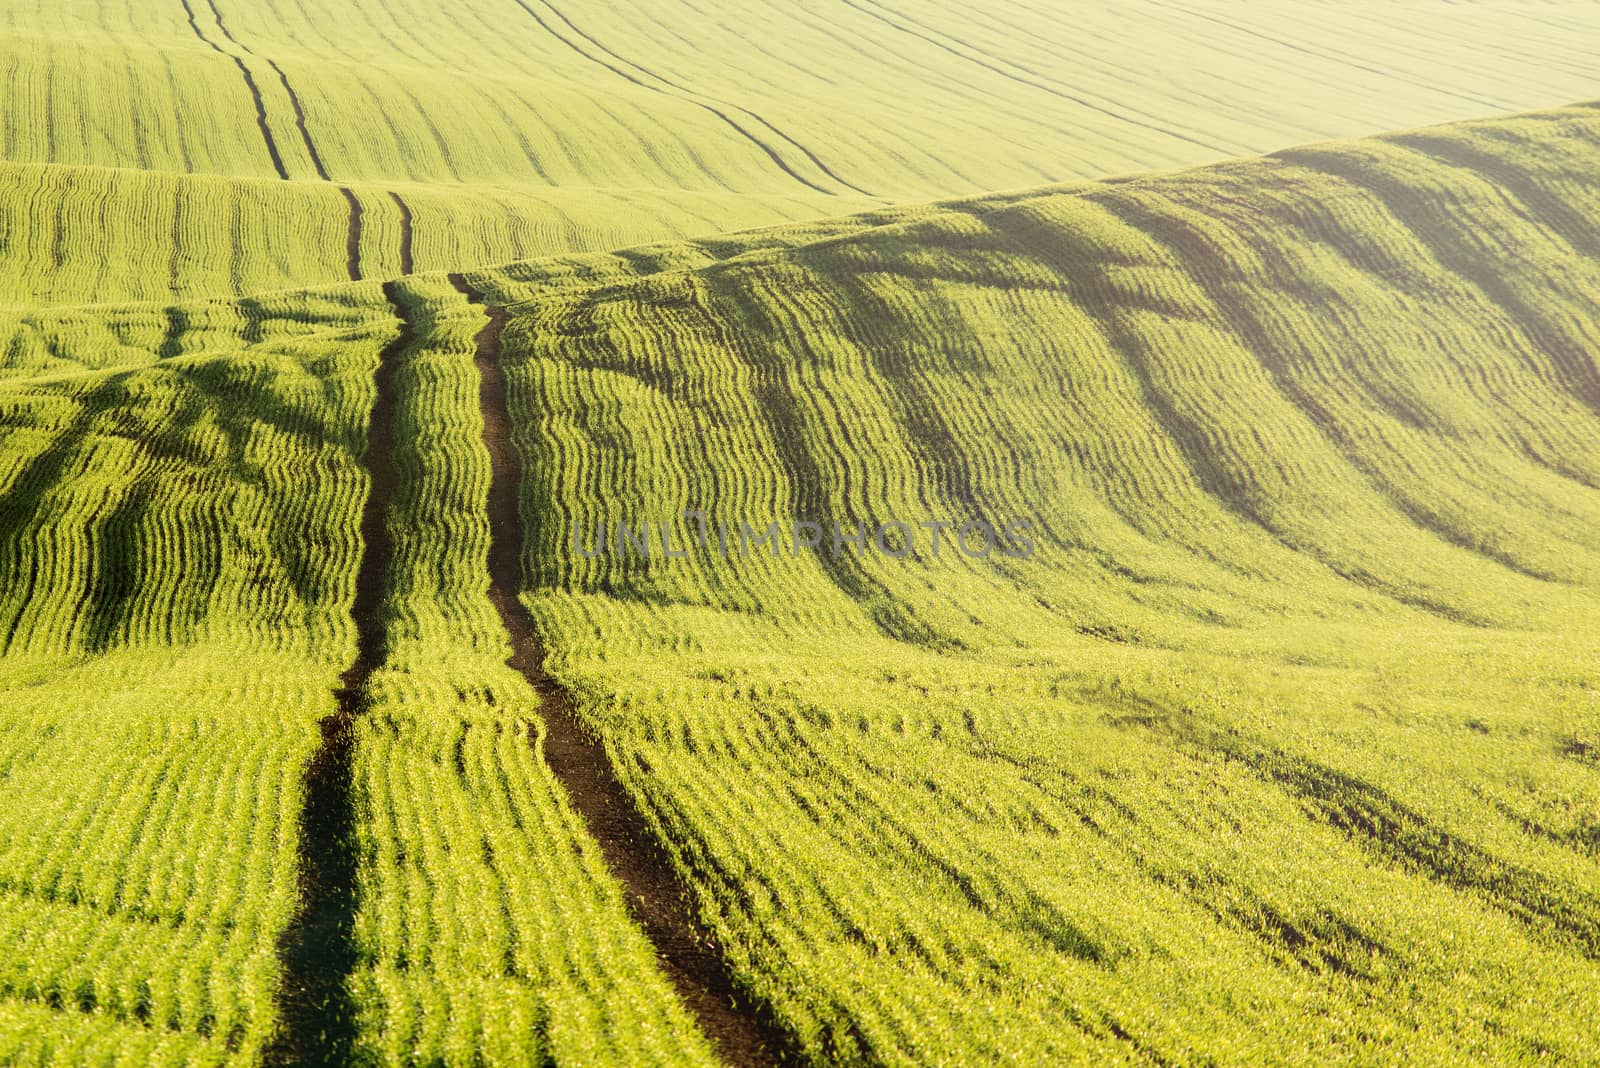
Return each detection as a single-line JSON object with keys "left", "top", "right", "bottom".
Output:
{"left": 450, "top": 273, "right": 783, "bottom": 1066}
{"left": 266, "top": 282, "right": 412, "bottom": 1067}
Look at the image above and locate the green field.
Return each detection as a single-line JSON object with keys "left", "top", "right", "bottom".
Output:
{"left": 3, "top": 2, "right": 1600, "bottom": 1065}
{"left": 6, "top": 0, "right": 1600, "bottom": 303}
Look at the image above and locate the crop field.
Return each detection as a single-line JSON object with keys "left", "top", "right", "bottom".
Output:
{"left": 462, "top": 101, "right": 1600, "bottom": 1062}
{"left": 5, "top": 0, "right": 1600, "bottom": 303}
{"left": 3, "top": 1, "right": 1600, "bottom": 1066}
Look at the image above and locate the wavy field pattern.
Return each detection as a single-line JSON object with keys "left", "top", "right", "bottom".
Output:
{"left": 470, "top": 103, "right": 1600, "bottom": 1063}
{"left": 0, "top": 292, "right": 387, "bottom": 1060}
{"left": 5, "top": 1, "right": 1600, "bottom": 302}
{"left": 3, "top": 1, "right": 1600, "bottom": 1063}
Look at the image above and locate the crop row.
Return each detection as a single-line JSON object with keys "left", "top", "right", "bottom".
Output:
{"left": 0, "top": 244, "right": 728, "bottom": 1066}
{"left": 2, "top": 102, "right": 1599, "bottom": 1062}
{"left": 7, "top": 0, "right": 1596, "bottom": 196}
{"left": 0, "top": 290, "right": 389, "bottom": 1062}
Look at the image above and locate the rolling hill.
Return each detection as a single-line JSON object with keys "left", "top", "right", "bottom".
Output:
{"left": 6, "top": 0, "right": 1600, "bottom": 303}
{"left": 2, "top": 97, "right": 1598, "bottom": 1064}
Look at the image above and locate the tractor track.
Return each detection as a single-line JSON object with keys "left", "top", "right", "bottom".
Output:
{"left": 537, "top": 0, "right": 871, "bottom": 196}
{"left": 508, "top": 0, "right": 853, "bottom": 198}
{"left": 835, "top": 0, "right": 1233, "bottom": 156}
{"left": 187, "top": 0, "right": 368, "bottom": 277}
{"left": 178, "top": 0, "right": 288, "bottom": 179}
{"left": 389, "top": 192, "right": 414, "bottom": 275}
{"left": 340, "top": 188, "right": 363, "bottom": 282}
{"left": 265, "top": 281, "right": 414, "bottom": 1067}
{"left": 449, "top": 273, "right": 784, "bottom": 1067}
{"left": 263, "top": 56, "right": 331, "bottom": 181}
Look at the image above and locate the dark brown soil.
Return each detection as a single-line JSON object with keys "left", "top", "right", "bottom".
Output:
{"left": 449, "top": 273, "right": 785, "bottom": 1067}
{"left": 178, "top": 0, "right": 287, "bottom": 180}
{"left": 264, "top": 56, "right": 332, "bottom": 181}
{"left": 389, "top": 192, "right": 414, "bottom": 276}
{"left": 340, "top": 188, "right": 363, "bottom": 282}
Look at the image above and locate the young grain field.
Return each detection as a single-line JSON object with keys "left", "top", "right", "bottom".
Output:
{"left": 1, "top": 2, "right": 1599, "bottom": 1065}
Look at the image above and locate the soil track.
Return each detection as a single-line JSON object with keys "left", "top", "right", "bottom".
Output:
{"left": 264, "top": 57, "right": 332, "bottom": 180}
{"left": 187, "top": 4, "right": 362, "bottom": 277}
{"left": 178, "top": 0, "right": 288, "bottom": 180}
{"left": 389, "top": 192, "right": 414, "bottom": 275}
{"left": 266, "top": 281, "right": 413, "bottom": 1066}
{"left": 537, "top": 0, "right": 870, "bottom": 195}
{"left": 340, "top": 188, "right": 363, "bottom": 281}
{"left": 448, "top": 273, "right": 783, "bottom": 1067}
{"left": 835, "top": 0, "right": 1229, "bottom": 154}
{"left": 508, "top": 0, "right": 846, "bottom": 197}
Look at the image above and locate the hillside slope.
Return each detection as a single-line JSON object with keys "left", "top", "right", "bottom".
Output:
{"left": 1, "top": 103, "right": 1599, "bottom": 1062}
{"left": 7, "top": 0, "right": 1600, "bottom": 303}
{"left": 465, "top": 102, "right": 1600, "bottom": 1063}
{"left": 0, "top": 159, "right": 868, "bottom": 306}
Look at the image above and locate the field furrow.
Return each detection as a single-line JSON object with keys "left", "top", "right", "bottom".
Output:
{"left": 4, "top": 7, "right": 1600, "bottom": 1058}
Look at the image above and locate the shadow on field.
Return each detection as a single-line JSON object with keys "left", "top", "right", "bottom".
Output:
{"left": 266, "top": 708, "right": 359, "bottom": 1068}
{"left": 267, "top": 281, "right": 413, "bottom": 1066}
{"left": 1099, "top": 689, "right": 1600, "bottom": 961}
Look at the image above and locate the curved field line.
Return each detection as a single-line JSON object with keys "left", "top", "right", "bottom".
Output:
{"left": 340, "top": 187, "right": 363, "bottom": 281}
{"left": 450, "top": 273, "right": 785, "bottom": 1067}
{"left": 389, "top": 191, "right": 414, "bottom": 275}
{"left": 177, "top": 0, "right": 288, "bottom": 179}
{"left": 201, "top": 0, "right": 254, "bottom": 55}
{"left": 1087, "top": 187, "right": 1570, "bottom": 585}
{"left": 505, "top": 0, "right": 851, "bottom": 197}
{"left": 854, "top": 0, "right": 1247, "bottom": 154}
{"left": 1138, "top": 0, "right": 1508, "bottom": 113}
{"left": 1279, "top": 144, "right": 1600, "bottom": 423}
{"left": 536, "top": 0, "right": 873, "bottom": 196}
{"left": 208, "top": 0, "right": 339, "bottom": 185}
{"left": 264, "top": 58, "right": 332, "bottom": 180}
{"left": 833, "top": 0, "right": 1235, "bottom": 156}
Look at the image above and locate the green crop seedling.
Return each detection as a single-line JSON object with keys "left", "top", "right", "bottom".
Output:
{"left": 1, "top": 2, "right": 1598, "bottom": 1065}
